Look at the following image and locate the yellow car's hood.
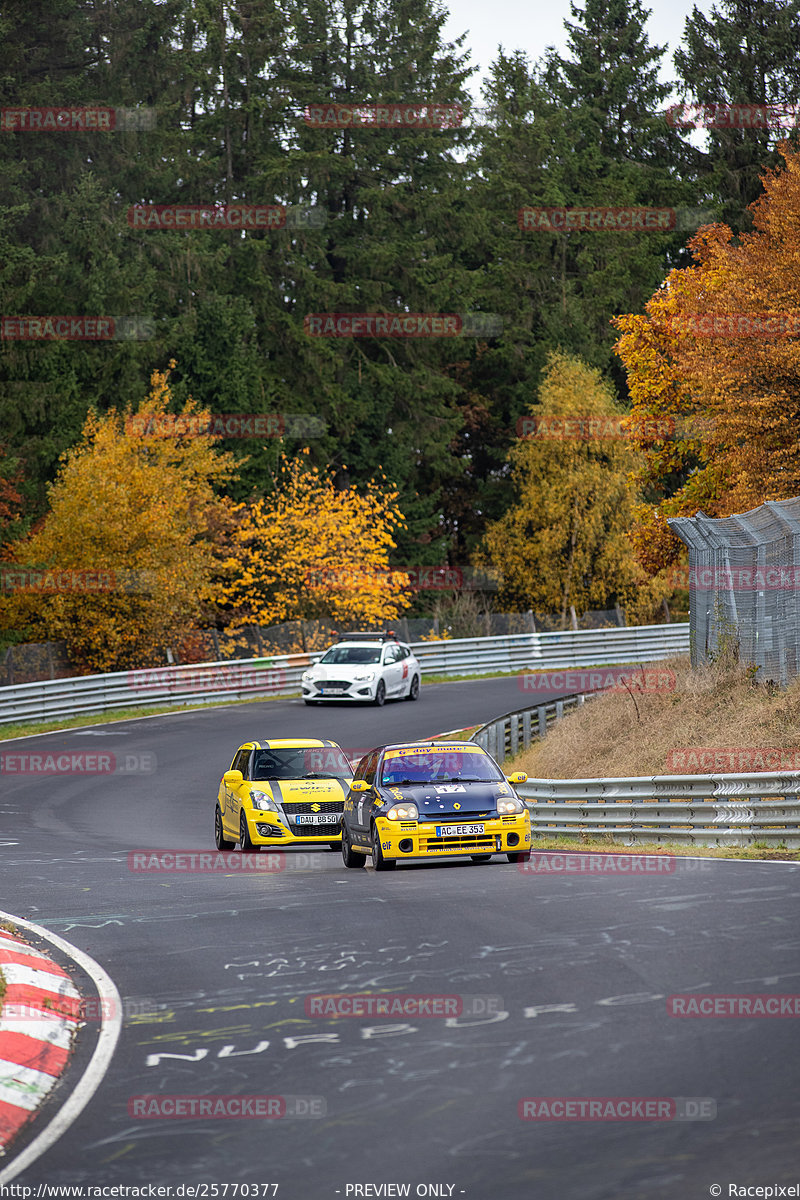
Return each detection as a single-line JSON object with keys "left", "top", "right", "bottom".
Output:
{"left": 255, "top": 777, "right": 350, "bottom": 803}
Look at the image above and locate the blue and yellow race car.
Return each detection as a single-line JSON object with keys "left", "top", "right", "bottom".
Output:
{"left": 340, "top": 741, "right": 530, "bottom": 870}
{"left": 215, "top": 739, "right": 353, "bottom": 851}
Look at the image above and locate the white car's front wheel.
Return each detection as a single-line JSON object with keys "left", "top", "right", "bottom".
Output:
{"left": 373, "top": 680, "right": 386, "bottom": 707}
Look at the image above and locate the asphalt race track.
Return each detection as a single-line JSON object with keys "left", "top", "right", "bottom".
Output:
{"left": 1, "top": 675, "right": 799, "bottom": 1199}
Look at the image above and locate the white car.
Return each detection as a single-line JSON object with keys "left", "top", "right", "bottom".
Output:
{"left": 302, "top": 632, "right": 421, "bottom": 706}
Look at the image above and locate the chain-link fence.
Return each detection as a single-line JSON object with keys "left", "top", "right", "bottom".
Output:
{"left": 0, "top": 608, "right": 640, "bottom": 682}
{"left": 668, "top": 498, "right": 800, "bottom": 685}
{"left": 0, "top": 641, "right": 73, "bottom": 686}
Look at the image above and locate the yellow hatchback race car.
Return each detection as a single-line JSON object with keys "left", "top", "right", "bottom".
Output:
{"left": 215, "top": 739, "right": 353, "bottom": 852}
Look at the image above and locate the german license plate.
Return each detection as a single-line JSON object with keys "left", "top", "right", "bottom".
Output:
{"left": 320, "top": 686, "right": 344, "bottom": 694}
{"left": 293, "top": 813, "right": 336, "bottom": 825}
{"left": 436, "top": 823, "right": 485, "bottom": 836}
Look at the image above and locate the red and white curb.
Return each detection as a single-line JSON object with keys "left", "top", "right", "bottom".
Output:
{"left": 0, "top": 929, "right": 81, "bottom": 1151}
{"left": 0, "top": 914, "right": 121, "bottom": 1183}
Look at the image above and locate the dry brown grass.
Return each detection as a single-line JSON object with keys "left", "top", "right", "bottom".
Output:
{"left": 514, "top": 655, "right": 800, "bottom": 779}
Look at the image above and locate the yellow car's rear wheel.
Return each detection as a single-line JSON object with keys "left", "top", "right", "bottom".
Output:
{"left": 215, "top": 806, "right": 234, "bottom": 851}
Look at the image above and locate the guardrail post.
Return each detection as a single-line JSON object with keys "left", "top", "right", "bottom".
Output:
{"left": 556, "top": 699, "right": 564, "bottom": 721}
{"left": 538, "top": 706, "right": 547, "bottom": 738}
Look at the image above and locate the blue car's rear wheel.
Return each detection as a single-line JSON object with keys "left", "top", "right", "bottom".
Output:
{"left": 341, "top": 825, "right": 366, "bottom": 868}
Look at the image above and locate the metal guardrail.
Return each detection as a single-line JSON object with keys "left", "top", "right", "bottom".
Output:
{"left": 0, "top": 624, "right": 687, "bottom": 727}
{"left": 517, "top": 774, "right": 800, "bottom": 848}
{"left": 414, "top": 623, "right": 688, "bottom": 677}
{"left": 473, "top": 693, "right": 598, "bottom": 762}
{"left": 0, "top": 658, "right": 309, "bottom": 728}
{"left": 475, "top": 690, "right": 800, "bottom": 849}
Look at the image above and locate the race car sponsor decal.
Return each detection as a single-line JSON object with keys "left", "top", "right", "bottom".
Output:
{"left": 434, "top": 784, "right": 466, "bottom": 794}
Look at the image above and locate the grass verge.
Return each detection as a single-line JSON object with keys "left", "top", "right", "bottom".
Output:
{"left": 513, "top": 655, "right": 800, "bottom": 779}
{"left": 0, "top": 693, "right": 302, "bottom": 742}
{"left": 527, "top": 834, "right": 799, "bottom": 862}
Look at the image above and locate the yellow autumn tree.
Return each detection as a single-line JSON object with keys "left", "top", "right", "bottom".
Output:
{"left": 219, "top": 452, "right": 412, "bottom": 630}
{"left": 614, "top": 144, "right": 800, "bottom": 572}
{"left": 475, "top": 351, "right": 668, "bottom": 624}
{"left": 0, "top": 366, "right": 236, "bottom": 672}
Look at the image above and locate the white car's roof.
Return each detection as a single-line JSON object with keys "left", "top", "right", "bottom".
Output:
{"left": 331, "top": 639, "right": 406, "bottom": 648}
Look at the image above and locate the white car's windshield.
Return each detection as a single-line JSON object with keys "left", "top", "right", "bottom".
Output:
{"left": 319, "top": 646, "right": 382, "bottom": 665}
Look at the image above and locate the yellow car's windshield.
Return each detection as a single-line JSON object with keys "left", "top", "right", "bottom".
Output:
{"left": 251, "top": 747, "right": 352, "bottom": 781}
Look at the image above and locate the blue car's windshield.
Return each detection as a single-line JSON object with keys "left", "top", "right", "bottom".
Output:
{"left": 380, "top": 749, "right": 503, "bottom": 786}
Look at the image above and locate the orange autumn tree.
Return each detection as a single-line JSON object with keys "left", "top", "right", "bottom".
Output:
{"left": 0, "top": 367, "right": 236, "bottom": 671}
{"left": 220, "top": 452, "right": 412, "bottom": 631}
{"left": 614, "top": 145, "right": 800, "bottom": 573}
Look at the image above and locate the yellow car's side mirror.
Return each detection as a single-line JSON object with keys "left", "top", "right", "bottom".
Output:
{"left": 505, "top": 771, "right": 528, "bottom": 784}
{"left": 350, "top": 779, "right": 371, "bottom": 792}
{"left": 223, "top": 769, "right": 244, "bottom": 785}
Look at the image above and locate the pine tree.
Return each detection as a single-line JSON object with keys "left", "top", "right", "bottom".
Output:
{"left": 675, "top": 0, "right": 800, "bottom": 231}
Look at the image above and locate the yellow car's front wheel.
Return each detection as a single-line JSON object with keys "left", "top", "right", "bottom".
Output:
{"left": 240, "top": 813, "right": 258, "bottom": 853}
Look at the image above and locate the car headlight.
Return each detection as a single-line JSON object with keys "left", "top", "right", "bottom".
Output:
{"left": 497, "top": 796, "right": 525, "bottom": 815}
{"left": 386, "top": 802, "right": 419, "bottom": 820}
{"left": 353, "top": 671, "right": 375, "bottom": 681}
{"left": 250, "top": 790, "right": 278, "bottom": 811}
